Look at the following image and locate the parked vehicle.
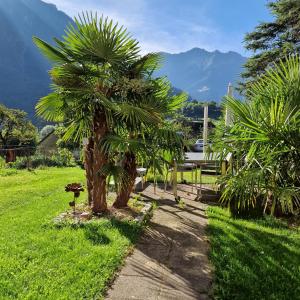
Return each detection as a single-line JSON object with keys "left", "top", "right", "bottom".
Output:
{"left": 193, "top": 139, "right": 204, "bottom": 152}
{"left": 193, "top": 139, "right": 211, "bottom": 152}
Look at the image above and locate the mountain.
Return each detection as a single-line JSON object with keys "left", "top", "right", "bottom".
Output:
{"left": 155, "top": 48, "right": 247, "bottom": 101}
{"left": 0, "top": 0, "right": 73, "bottom": 120}
{"left": 0, "top": 0, "right": 246, "bottom": 122}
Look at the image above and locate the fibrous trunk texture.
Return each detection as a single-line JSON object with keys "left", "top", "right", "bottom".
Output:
{"left": 91, "top": 109, "right": 108, "bottom": 213}
{"left": 113, "top": 152, "right": 137, "bottom": 208}
{"left": 84, "top": 137, "right": 94, "bottom": 206}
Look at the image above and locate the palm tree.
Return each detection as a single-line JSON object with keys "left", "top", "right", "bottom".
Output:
{"left": 33, "top": 13, "right": 160, "bottom": 213}
{"left": 99, "top": 58, "right": 186, "bottom": 208}
{"left": 214, "top": 55, "right": 300, "bottom": 216}
{"left": 112, "top": 58, "right": 186, "bottom": 207}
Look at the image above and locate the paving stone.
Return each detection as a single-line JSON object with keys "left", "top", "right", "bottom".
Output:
{"left": 106, "top": 184, "right": 213, "bottom": 300}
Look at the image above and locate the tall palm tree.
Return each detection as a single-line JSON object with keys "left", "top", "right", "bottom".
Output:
{"left": 33, "top": 13, "right": 160, "bottom": 213}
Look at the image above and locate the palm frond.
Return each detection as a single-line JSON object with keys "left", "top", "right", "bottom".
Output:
{"left": 35, "top": 93, "right": 65, "bottom": 122}
{"left": 33, "top": 37, "right": 71, "bottom": 64}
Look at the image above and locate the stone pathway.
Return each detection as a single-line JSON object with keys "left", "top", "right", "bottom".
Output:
{"left": 106, "top": 184, "right": 213, "bottom": 300}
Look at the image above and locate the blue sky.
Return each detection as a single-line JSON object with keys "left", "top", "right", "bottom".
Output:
{"left": 45, "top": 0, "right": 273, "bottom": 56}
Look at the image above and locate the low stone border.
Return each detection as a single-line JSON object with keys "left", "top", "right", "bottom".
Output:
{"left": 52, "top": 200, "right": 153, "bottom": 226}
{"left": 134, "top": 201, "right": 153, "bottom": 224}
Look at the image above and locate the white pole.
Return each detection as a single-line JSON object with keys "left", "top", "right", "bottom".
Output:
{"left": 225, "top": 83, "right": 233, "bottom": 126}
{"left": 173, "top": 161, "right": 177, "bottom": 199}
{"left": 203, "top": 104, "right": 208, "bottom": 152}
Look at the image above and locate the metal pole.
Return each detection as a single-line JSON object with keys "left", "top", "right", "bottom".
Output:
{"left": 173, "top": 161, "right": 177, "bottom": 199}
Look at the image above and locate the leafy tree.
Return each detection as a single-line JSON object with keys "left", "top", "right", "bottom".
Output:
{"left": 181, "top": 101, "right": 221, "bottom": 120}
{"left": 242, "top": 0, "right": 300, "bottom": 86}
{"left": 215, "top": 56, "right": 300, "bottom": 216}
{"left": 0, "top": 104, "right": 37, "bottom": 162}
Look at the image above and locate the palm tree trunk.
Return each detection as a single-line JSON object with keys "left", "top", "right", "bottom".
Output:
{"left": 113, "top": 152, "right": 137, "bottom": 208}
{"left": 91, "top": 109, "right": 108, "bottom": 213}
{"left": 84, "top": 137, "right": 94, "bottom": 206}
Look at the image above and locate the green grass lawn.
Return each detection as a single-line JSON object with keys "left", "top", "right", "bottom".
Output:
{"left": 207, "top": 207, "right": 300, "bottom": 300}
{"left": 0, "top": 167, "right": 141, "bottom": 299}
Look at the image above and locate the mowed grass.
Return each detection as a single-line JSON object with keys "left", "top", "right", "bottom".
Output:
{"left": 0, "top": 167, "right": 141, "bottom": 299}
{"left": 207, "top": 207, "right": 300, "bottom": 300}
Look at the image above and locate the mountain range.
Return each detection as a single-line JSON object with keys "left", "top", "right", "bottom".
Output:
{"left": 156, "top": 49, "right": 246, "bottom": 101}
{"left": 0, "top": 0, "right": 247, "bottom": 121}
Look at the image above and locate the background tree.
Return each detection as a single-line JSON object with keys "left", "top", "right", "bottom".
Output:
{"left": 0, "top": 104, "right": 37, "bottom": 162}
{"left": 181, "top": 101, "right": 221, "bottom": 120}
{"left": 242, "top": 0, "right": 300, "bottom": 87}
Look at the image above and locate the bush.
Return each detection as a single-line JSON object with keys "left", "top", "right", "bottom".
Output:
{"left": 51, "top": 148, "right": 76, "bottom": 167}
{"left": 11, "top": 149, "right": 76, "bottom": 169}
{"left": 229, "top": 198, "right": 264, "bottom": 218}
{"left": 214, "top": 56, "right": 300, "bottom": 216}
{"left": 0, "top": 157, "right": 5, "bottom": 168}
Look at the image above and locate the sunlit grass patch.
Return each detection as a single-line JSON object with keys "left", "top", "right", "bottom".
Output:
{"left": 0, "top": 167, "right": 142, "bottom": 299}
{"left": 207, "top": 207, "right": 300, "bottom": 300}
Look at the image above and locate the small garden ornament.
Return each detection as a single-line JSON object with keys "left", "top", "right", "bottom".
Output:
{"left": 65, "top": 183, "right": 84, "bottom": 214}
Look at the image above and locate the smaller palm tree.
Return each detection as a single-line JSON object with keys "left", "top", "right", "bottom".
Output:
{"left": 214, "top": 55, "right": 300, "bottom": 216}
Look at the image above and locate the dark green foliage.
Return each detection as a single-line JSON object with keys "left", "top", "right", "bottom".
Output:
{"left": 0, "top": 104, "right": 38, "bottom": 157}
{"left": 181, "top": 100, "right": 221, "bottom": 120}
{"left": 11, "top": 149, "right": 75, "bottom": 169}
{"left": 207, "top": 207, "right": 300, "bottom": 300}
{"left": 229, "top": 197, "right": 264, "bottom": 219}
{"left": 242, "top": 0, "right": 300, "bottom": 86}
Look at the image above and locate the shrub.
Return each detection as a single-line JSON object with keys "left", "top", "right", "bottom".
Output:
{"left": 214, "top": 56, "right": 300, "bottom": 217}
{"left": 11, "top": 149, "right": 76, "bottom": 169}
{"left": 51, "top": 148, "right": 76, "bottom": 167}
{"left": 0, "top": 157, "right": 5, "bottom": 168}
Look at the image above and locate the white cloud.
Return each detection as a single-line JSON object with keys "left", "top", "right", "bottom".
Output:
{"left": 43, "top": 0, "right": 245, "bottom": 55}
{"left": 198, "top": 86, "right": 210, "bottom": 93}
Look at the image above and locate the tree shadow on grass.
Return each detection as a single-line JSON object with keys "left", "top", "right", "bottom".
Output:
{"left": 49, "top": 216, "right": 142, "bottom": 246}
{"left": 81, "top": 218, "right": 143, "bottom": 246}
{"left": 109, "top": 218, "right": 142, "bottom": 244}
{"left": 83, "top": 223, "right": 111, "bottom": 245}
{"left": 82, "top": 218, "right": 142, "bottom": 246}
